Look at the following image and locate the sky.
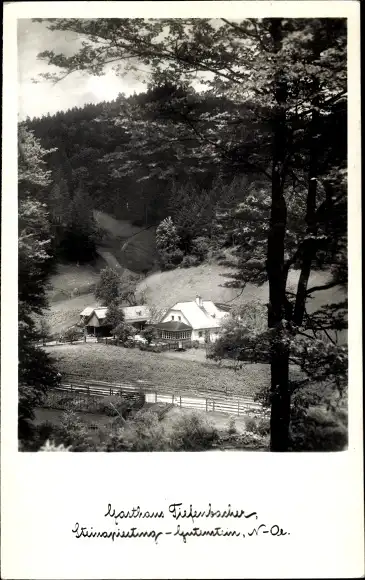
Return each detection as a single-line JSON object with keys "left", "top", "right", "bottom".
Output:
{"left": 17, "top": 19, "right": 147, "bottom": 120}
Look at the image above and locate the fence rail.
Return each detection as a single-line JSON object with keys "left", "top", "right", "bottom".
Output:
{"left": 56, "top": 374, "right": 267, "bottom": 418}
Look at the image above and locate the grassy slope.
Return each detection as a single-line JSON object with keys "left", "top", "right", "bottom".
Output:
{"left": 48, "top": 343, "right": 271, "bottom": 398}
{"left": 47, "top": 263, "right": 100, "bottom": 303}
{"left": 45, "top": 294, "right": 100, "bottom": 334}
{"left": 137, "top": 261, "right": 346, "bottom": 314}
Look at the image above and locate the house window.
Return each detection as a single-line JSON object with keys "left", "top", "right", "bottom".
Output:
{"left": 178, "top": 316, "right": 181, "bottom": 321}
{"left": 171, "top": 315, "right": 174, "bottom": 320}
{"left": 198, "top": 331, "right": 203, "bottom": 338}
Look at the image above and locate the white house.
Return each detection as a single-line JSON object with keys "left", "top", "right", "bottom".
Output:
{"left": 154, "top": 295, "right": 230, "bottom": 344}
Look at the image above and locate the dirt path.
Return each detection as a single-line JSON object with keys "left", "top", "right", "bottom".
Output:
{"left": 96, "top": 248, "right": 123, "bottom": 271}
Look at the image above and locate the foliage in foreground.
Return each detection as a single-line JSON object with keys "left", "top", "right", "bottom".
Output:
{"left": 22, "top": 401, "right": 347, "bottom": 452}
{"left": 23, "top": 410, "right": 221, "bottom": 452}
{"left": 18, "top": 125, "right": 61, "bottom": 440}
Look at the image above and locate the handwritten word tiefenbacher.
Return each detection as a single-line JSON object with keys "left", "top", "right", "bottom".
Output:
{"left": 104, "top": 502, "right": 258, "bottom": 523}
{"left": 71, "top": 503, "right": 290, "bottom": 544}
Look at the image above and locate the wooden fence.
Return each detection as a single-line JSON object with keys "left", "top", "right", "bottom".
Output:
{"left": 56, "top": 374, "right": 267, "bottom": 418}
{"left": 96, "top": 337, "right": 206, "bottom": 351}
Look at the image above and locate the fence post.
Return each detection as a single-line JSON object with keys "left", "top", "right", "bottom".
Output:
{"left": 87, "top": 385, "right": 90, "bottom": 395}
{"left": 180, "top": 396, "right": 182, "bottom": 407}
{"left": 70, "top": 384, "right": 73, "bottom": 392}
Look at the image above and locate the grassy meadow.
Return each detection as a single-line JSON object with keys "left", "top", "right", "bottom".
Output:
{"left": 47, "top": 342, "right": 270, "bottom": 398}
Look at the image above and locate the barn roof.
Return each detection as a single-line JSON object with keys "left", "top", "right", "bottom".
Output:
{"left": 94, "top": 307, "right": 108, "bottom": 319}
{"left": 122, "top": 305, "right": 151, "bottom": 321}
{"left": 80, "top": 306, "right": 95, "bottom": 317}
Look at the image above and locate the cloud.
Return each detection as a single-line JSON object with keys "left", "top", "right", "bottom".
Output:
{"left": 17, "top": 19, "right": 146, "bottom": 119}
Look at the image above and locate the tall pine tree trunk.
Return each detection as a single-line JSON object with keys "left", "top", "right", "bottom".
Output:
{"left": 267, "top": 19, "right": 291, "bottom": 451}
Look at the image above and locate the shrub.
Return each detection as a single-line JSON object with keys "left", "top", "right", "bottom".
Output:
{"left": 289, "top": 407, "right": 348, "bottom": 451}
{"left": 227, "top": 417, "right": 237, "bottom": 435}
{"left": 64, "top": 326, "right": 83, "bottom": 343}
{"left": 244, "top": 416, "right": 270, "bottom": 437}
{"left": 169, "top": 413, "right": 219, "bottom": 451}
{"left": 236, "top": 431, "right": 268, "bottom": 450}
{"left": 112, "top": 322, "right": 137, "bottom": 344}
{"left": 244, "top": 416, "right": 258, "bottom": 433}
{"left": 141, "top": 326, "right": 158, "bottom": 345}
{"left": 180, "top": 254, "right": 201, "bottom": 268}
{"left": 190, "top": 236, "right": 210, "bottom": 261}
{"left": 106, "top": 410, "right": 170, "bottom": 451}
{"left": 255, "top": 418, "right": 270, "bottom": 437}
{"left": 159, "top": 248, "right": 184, "bottom": 270}
{"left": 139, "top": 343, "right": 162, "bottom": 353}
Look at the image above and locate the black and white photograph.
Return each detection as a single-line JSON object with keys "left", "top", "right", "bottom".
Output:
{"left": 17, "top": 13, "right": 350, "bottom": 454}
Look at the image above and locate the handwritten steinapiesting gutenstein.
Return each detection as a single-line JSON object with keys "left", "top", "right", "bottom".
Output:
{"left": 71, "top": 503, "right": 290, "bottom": 544}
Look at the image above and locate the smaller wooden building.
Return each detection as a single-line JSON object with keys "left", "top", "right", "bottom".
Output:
{"left": 79, "top": 305, "right": 151, "bottom": 336}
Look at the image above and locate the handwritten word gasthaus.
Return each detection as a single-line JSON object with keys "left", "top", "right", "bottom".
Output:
{"left": 168, "top": 503, "right": 258, "bottom": 523}
{"left": 105, "top": 504, "right": 164, "bottom": 522}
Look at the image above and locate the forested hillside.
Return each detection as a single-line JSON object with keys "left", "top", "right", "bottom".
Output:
{"left": 26, "top": 88, "right": 255, "bottom": 228}
{"left": 25, "top": 86, "right": 269, "bottom": 273}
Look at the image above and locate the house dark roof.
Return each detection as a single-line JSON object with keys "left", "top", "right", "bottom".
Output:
{"left": 154, "top": 321, "right": 192, "bottom": 331}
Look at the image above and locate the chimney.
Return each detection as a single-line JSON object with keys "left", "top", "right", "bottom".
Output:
{"left": 196, "top": 294, "right": 203, "bottom": 307}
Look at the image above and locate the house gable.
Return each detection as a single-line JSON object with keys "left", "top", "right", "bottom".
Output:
{"left": 86, "top": 312, "right": 102, "bottom": 328}
{"left": 160, "top": 308, "right": 190, "bottom": 327}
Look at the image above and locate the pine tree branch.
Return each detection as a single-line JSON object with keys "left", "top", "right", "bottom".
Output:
{"left": 306, "top": 280, "right": 340, "bottom": 295}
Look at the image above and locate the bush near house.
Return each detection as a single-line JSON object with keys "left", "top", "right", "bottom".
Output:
{"left": 112, "top": 322, "right": 137, "bottom": 344}
{"left": 63, "top": 326, "right": 83, "bottom": 343}
{"left": 140, "top": 325, "right": 158, "bottom": 345}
